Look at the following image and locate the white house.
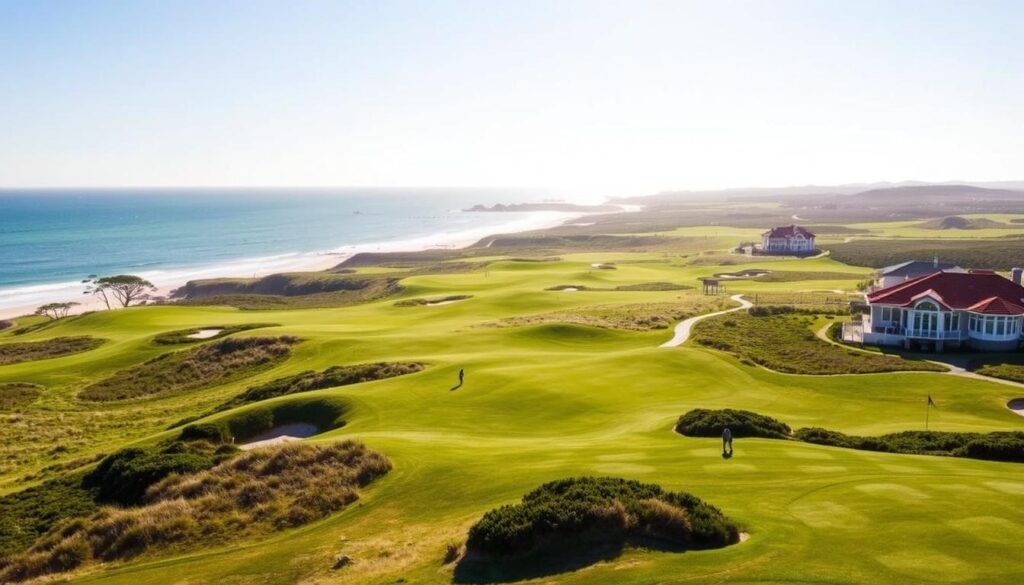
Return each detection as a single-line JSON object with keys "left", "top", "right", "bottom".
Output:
{"left": 760, "top": 225, "right": 815, "bottom": 255}
{"left": 875, "top": 259, "right": 964, "bottom": 290}
{"left": 847, "top": 269, "right": 1024, "bottom": 352}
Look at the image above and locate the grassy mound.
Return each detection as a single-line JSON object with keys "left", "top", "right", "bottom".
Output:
{"left": 79, "top": 336, "right": 300, "bottom": 402}
{"left": 458, "top": 477, "right": 738, "bottom": 581}
{"left": 394, "top": 295, "right": 472, "bottom": 307}
{"left": 84, "top": 442, "right": 235, "bottom": 506}
{"left": 675, "top": 408, "right": 791, "bottom": 439}
{"left": 0, "top": 441, "right": 390, "bottom": 583}
{"left": 0, "top": 337, "right": 105, "bottom": 366}
{"left": 173, "top": 273, "right": 402, "bottom": 309}
{"left": 0, "top": 474, "right": 99, "bottom": 558}
{"left": 692, "top": 312, "right": 945, "bottom": 374}
{"left": 0, "top": 383, "right": 43, "bottom": 410}
{"left": 213, "top": 362, "right": 424, "bottom": 412}
{"left": 825, "top": 237, "right": 1024, "bottom": 271}
{"left": 182, "top": 397, "right": 350, "bottom": 444}
{"left": 151, "top": 323, "right": 278, "bottom": 345}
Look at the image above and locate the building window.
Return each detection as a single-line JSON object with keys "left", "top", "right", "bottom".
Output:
{"left": 985, "top": 316, "right": 995, "bottom": 335}
{"left": 997, "top": 317, "right": 1006, "bottom": 336}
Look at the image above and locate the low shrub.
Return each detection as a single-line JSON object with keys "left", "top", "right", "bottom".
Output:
{"left": 0, "top": 336, "right": 105, "bottom": 366}
{"left": 0, "top": 441, "right": 391, "bottom": 582}
{"left": 794, "top": 428, "right": 1024, "bottom": 462}
{"left": 79, "top": 336, "right": 300, "bottom": 401}
{"left": 464, "top": 476, "right": 739, "bottom": 560}
{"left": 675, "top": 409, "right": 791, "bottom": 439}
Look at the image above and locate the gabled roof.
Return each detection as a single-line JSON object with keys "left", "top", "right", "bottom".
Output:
{"left": 868, "top": 270, "right": 1024, "bottom": 314}
{"left": 763, "top": 224, "right": 815, "bottom": 239}
{"left": 878, "top": 259, "right": 961, "bottom": 277}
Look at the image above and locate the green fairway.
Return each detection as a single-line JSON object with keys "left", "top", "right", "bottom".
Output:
{"left": 2, "top": 251, "right": 1022, "bottom": 584}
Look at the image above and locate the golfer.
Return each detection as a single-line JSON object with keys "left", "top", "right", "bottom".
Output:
{"left": 722, "top": 427, "right": 733, "bottom": 453}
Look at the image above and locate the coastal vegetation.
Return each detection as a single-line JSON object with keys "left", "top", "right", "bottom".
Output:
{"left": 34, "top": 302, "right": 79, "bottom": 320}
{"left": 84, "top": 275, "right": 157, "bottom": 309}
{"left": 691, "top": 311, "right": 945, "bottom": 374}
{"left": 0, "top": 336, "right": 105, "bottom": 366}
{"left": 825, "top": 237, "right": 1024, "bottom": 270}
{"left": 79, "top": 336, "right": 299, "bottom": 401}
{"left": 458, "top": 477, "right": 738, "bottom": 580}
{"left": 0, "top": 441, "right": 390, "bottom": 583}
{"left": 173, "top": 272, "right": 402, "bottom": 309}
{"left": 3, "top": 196, "right": 1024, "bottom": 584}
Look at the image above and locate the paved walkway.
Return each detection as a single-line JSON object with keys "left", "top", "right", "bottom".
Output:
{"left": 660, "top": 294, "right": 752, "bottom": 348}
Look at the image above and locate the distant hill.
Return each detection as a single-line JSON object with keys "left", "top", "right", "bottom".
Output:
{"left": 915, "top": 216, "right": 1013, "bottom": 230}
{"left": 853, "top": 184, "right": 1024, "bottom": 201}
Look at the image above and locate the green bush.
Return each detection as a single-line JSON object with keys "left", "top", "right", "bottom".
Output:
{"left": 0, "top": 475, "right": 98, "bottom": 557}
{"left": 465, "top": 477, "right": 739, "bottom": 559}
{"left": 179, "top": 423, "right": 230, "bottom": 443}
{"left": 675, "top": 409, "right": 791, "bottom": 439}
{"left": 794, "top": 428, "right": 1024, "bottom": 463}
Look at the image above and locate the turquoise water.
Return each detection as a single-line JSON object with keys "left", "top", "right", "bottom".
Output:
{"left": 0, "top": 188, "right": 559, "bottom": 309}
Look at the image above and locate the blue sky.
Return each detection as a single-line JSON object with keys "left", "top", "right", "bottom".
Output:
{"left": 1, "top": 0, "right": 1022, "bottom": 193}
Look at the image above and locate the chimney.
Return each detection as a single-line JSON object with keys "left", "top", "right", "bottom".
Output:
{"left": 1012, "top": 267, "right": 1023, "bottom": 285}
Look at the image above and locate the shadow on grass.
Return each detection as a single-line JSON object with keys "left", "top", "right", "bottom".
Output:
{"left": 453, "top": 539, "right": 696, "bottom": 584}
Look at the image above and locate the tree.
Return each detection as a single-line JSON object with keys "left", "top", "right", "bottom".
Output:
{"left": 85, "top": 275, "right": 157, "bottom": 309}
{"left": 35, "top": 302, "right": 79, "bottom": 320}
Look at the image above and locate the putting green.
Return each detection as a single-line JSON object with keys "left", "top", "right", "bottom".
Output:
{"left": 2, "top": 252, "right": 1022, "bottom": 584}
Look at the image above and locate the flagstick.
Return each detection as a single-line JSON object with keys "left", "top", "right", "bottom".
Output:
{"left": 925, "top": 396, "right": 929, "bottom": 431}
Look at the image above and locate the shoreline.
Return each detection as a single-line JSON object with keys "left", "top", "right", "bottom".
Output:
{"left": 0, "top": 210, "right": 588, "bottom": 320}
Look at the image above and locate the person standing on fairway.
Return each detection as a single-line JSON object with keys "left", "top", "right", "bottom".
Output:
{"left": 722, "top": 427, "right": 733, "bottom": 454}
{"left": 458, "top": 368, "right": 465, "bottom": 386}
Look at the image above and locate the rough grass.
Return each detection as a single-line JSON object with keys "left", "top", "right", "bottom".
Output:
{"left": 174, "top": 273, "right": 402, "bottom": 310}
{"left": 0, "top": 336, "right": 105, "bottom": 366}
{"left": 151, "top": 323, "right": 278, "bottom": 345}
{"left": 0, "top": 441, "right": 390, "bottom": 583}
{"left": 692, "top": 312, "right": 945, "bottom": 374}
{"left": 212, "top": 362, "right": 424, "bottom": 413}
{"left": 458, "top": 477, "right": 738, "bottom": 580}
{"left": 0, "top": 383, "right": 43, "bottom": 410}
{"left": 492, "top": 298, "right": 733, "bottom": 332}
{"left": 795, "top": 428, "right": 1024, "bottom": 463}
{"left": 79, "top": 336, "right": 300, "bottom": 402}
{"left": 0, "top": 474, "right": 98, "bottom": 558}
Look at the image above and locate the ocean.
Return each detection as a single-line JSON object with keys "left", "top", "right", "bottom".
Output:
{"left": 0, "top": 188, "right": 575, "bottom": 312}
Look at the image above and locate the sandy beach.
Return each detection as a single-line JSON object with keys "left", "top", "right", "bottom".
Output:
{"left": 0, "top": 210, "right": 586, "bottom": 320}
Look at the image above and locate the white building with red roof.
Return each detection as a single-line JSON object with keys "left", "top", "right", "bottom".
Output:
{"left": 760, "top": 225, "right": 815, "bottom": 255}
{"left": 854, "top": 269, "right": 1024, "bottom": 351}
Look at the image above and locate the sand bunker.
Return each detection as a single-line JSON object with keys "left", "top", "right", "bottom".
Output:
{"left": 561, "top": 287, "right": 580, "bottom": 292}
{"left": 186, "top": 329, "right": 223, "bottom": 339}
{"left": 427, "top": 299, "right": 464, "bottom": 306}
{"left": 240, "top": 422, "right": 319, "bottom": 450}
{"left": 1008, "top": 398, "right": 1024, "bottom": 417}
{"left": 713, "top": 270, "right": 770, "bottom": 280}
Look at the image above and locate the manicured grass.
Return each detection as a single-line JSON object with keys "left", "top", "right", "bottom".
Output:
{"left": 691, "top": 311, "right": 946, "bottom": 374}
{"left": 1, "top": 249, "right": 1023, "bottom": 584}
{"left": 493, "top": 296, "right": 732, "bottom": 331}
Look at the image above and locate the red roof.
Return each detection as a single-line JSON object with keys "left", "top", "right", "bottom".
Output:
{"left": 763, "top": 224, "right": 815, "bottom": 239}
{"left": 868, "top": 271, "right": 1024, "bottom": 314}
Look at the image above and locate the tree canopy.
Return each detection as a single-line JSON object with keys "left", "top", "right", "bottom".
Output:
{"left": 34, "top": 302, "right": 79, "bottom": 320}
{"left": 85, "top": 275, "right": 157, "bottom": 309}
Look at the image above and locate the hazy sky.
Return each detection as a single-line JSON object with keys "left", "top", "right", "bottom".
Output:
{"left": 1, "top": 0, "right": 1022, "bottom": 193}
